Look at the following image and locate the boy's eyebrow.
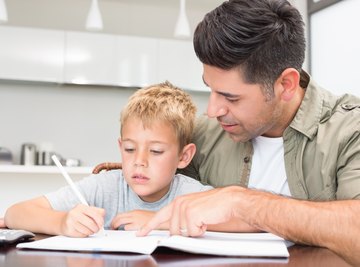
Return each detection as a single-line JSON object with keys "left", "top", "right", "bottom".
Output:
{"left": 122, "top": 138, "right": 168, "bottom": 145}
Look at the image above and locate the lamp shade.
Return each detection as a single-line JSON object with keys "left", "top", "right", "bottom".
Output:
{"left": 174, "top": 0, "right": 191, "bottom": 38}
{"left": 86, "top": 0, "right": 103, "bottom": 31}
{"left": 0, "top": 0, "right": 8, "bottom": 23}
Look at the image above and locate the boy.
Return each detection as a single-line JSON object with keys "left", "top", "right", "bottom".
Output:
{"left": 4, "top": 81, "right": 213, "bottom": 237}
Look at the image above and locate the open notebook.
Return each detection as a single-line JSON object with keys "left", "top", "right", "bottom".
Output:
{"left": 17, "top": 230, "right": 289, "bottom": 258}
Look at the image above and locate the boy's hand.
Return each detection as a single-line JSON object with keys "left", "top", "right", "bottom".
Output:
{"left": 0, "top": 217, "right": 6, "bottom": 228}
{"left": 111, "top": 210, "right": 160, "bottom": 231}
{"left": 60, "top": 204, "right": 105, "bottom": 237}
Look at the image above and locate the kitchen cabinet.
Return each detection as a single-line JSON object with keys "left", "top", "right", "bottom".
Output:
{"left": 115, "top": 35, "right": 158, "bottom": 87}
{"left": 0, "top": 26, "right": 207, "bottom": 91}
{"left": 0, "top": 26, "right": 64, "bottom": 83}
{"left": 64, "top": 31, "right": 118, "bottom": 86}
{"left": 64, "top": 32, "right": 159, "bottom": 88}
{"left": 158, "top": 39, "right": 207, "bottom": 92}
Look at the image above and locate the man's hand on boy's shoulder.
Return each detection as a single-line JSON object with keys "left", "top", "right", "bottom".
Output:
{"left": 111, "top": 210, "right": 161, "bottom": 231}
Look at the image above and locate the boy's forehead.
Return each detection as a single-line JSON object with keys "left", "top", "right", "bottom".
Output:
{"left": 122, "top": 116, "right": 178, "bottom": 137}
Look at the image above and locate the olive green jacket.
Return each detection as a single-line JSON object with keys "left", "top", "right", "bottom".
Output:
{"left": 180, "top": 79, "right": 360, "bottom": 200}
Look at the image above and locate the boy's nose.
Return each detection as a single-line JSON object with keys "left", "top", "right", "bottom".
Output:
{"left": 134, "top": 152, "right": 148, "bottom": 167}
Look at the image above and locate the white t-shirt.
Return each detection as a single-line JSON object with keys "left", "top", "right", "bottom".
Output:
{"left": 249, "top": 136, "right": 291, "bottom": 197}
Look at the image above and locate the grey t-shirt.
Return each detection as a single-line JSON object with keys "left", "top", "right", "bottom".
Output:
{"left": 45, "top": 170, "right": 213, "bottom": 228}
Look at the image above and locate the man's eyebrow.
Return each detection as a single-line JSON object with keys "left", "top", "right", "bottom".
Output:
{"left": 202, "top": 75, "right": 239, "bottom": 98}
{"left": 217, "top": 91, "right": 240, "bottom": 98}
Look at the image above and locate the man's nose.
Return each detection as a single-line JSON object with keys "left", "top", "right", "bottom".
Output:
{"left": 207, "top": 93, "right": 227, "bottom": 118}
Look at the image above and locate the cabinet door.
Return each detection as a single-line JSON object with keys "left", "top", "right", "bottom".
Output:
{"left": 0, "top": 26, "right": 64, "bottom": 83}
{"left": 64, "top": 31, "right": 118, "bottom": 86}
{"left": 158, "top": 39, "right": 207, "bottom": 92}
{"left": 115, "top": 35, "right": 158, "bottom": 87}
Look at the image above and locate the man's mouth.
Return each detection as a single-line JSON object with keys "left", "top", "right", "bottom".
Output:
{"left": 219, "top": 121, "right": 237, "bottom": 132}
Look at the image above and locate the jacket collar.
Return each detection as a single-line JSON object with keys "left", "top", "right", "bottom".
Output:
{"left": 289, "top": 77, "right": 335, "bottom": 140}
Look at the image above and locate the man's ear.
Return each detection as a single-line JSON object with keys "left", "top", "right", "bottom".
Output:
{"left": 275, "top": 68, "right": 300, "bottom": 102}
{"left": 177, "top": 143, "right": 196, "bottom": 169}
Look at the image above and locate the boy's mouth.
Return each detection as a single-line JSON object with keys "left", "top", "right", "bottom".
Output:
{"left": 132, "top": 174, "right": 150, "bottom": 184}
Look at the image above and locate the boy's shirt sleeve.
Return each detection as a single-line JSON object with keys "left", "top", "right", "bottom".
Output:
{"left": 44, "top": 174, "right": 99, "bottom": 211}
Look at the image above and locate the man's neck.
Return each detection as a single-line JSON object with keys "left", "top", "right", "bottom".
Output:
{"left": 263, "top": 86, "right": 306, "bottom": 138}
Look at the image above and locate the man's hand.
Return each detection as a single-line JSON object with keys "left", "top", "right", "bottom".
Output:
{"left": 60, "top": 204, "right": 105, "bottom": 237}
{"left": 111, "top": 210, "right": 157, "bottom": 231}
{"left": 137, "top": 187, "right": 241, "bottom": 237}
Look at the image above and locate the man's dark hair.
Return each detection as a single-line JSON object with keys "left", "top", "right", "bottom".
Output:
{"left": 194, "top": 0, "right": 306, "bottom": 97}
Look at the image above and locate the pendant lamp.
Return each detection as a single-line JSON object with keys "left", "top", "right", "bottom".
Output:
{"left": 86, "top": 0, "right": 103, "bottom": 31}
{"left": 174, "top": 0, "right": 191, "bottom": 38}
{"left": 0, "top": 0, "right": 8, "bottom": 23}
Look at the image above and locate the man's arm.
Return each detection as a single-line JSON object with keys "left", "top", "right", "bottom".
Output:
{"left": 234, "top": 187, "right": 360, "bottom": 265}
{"left": 137, "top": 186, "right": 360, "bottom": 265}
{"left": 207, "top": 217, "right": 260, "bottom": 233}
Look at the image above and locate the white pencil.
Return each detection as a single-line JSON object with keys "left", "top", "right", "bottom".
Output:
{"left": 51, "top": 154, "right": 105, "bottom": 235}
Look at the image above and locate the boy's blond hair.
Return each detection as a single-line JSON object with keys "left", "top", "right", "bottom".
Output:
{"left": 120, "top": 81, "right": 197, "bottom": 150}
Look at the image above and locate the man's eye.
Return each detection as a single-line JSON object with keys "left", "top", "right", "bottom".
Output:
{"left": 227, "top": 98, "right": 239, "bottom": 103}
{"left": 124, "top": 148, "right": 135, "bottom": 153}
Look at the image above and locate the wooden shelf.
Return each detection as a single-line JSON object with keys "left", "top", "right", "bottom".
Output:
{"left": 0, "top": 165, "right": 93, "bottom": 175}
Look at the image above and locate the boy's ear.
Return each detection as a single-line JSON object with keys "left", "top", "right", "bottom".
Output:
{"left": 117, "top": 138, "right": 122, "bottom": 151}
{"left": 177, "top": 143, "right": 196, "bottom": 169}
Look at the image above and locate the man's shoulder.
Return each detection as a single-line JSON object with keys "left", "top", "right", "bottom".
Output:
{"left": 324, "top": 92, "right": 360, "bottom": 129}
{"left": 291, "top": 80, "right": 360, "bottom": 138}
{"left": 193, "top": 116, "right": 228, "bottom": 145}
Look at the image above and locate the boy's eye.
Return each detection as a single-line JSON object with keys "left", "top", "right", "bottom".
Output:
{"left": 150, "top": 150, "right": 163, "bottom": 155}
{"left": 124, "top": 148, "right": 135, "bottom": 153}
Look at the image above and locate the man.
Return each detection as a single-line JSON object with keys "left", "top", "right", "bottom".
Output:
{"left": 138, "top": 0, "right": 360, "bottom": 264}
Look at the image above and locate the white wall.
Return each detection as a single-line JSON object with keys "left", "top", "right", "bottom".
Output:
{"left": 0, "top": 0, "right": 309, "bottom": 166}
{"left": 0, "top": 82, "right": 209, "bottom": 166}
{"left": 0, "top": 0, "right": 218, "bottom": 166}
{"left": 310, "top": 0, "right": 359, "bottom": 96}
{"left": 5, "top": 0, "right": 223, "bottom": 38}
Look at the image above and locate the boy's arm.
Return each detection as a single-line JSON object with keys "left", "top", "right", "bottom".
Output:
{"left": 4, "top": 196, "right": 105, "bottom": 236}
{"left": 0, "top": 217, "right": 5, "bottom": 228}
{"left": 5, "top": 196, "right": 66, "bottom": 235}
{"left": 111, "top": 210, "right": 169, "bottom": 231}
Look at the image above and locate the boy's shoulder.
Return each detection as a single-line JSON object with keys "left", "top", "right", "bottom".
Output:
{"left": 84, "top": 169, "right": 123, "bottom": 186}
{"left": 173, "top": 173, "right": 214, "bottom": 192}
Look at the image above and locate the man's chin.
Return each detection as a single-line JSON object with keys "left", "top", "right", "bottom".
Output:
{"left": 227, "top": 132, "right": 250, "bottom": 143}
